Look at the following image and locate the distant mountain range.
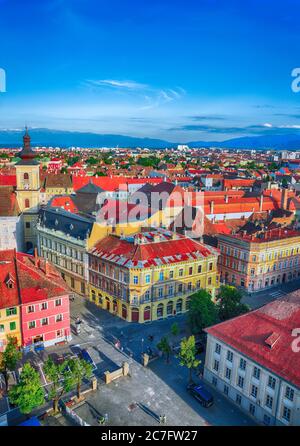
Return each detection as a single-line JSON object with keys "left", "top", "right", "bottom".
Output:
{"left": 1, "top": 128, "right": 300, "bottom": 150}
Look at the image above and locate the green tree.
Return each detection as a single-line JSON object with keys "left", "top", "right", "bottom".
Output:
{"left": 9, "top": 363, "right": 45, "bottom": 414}
{"left": 170, "top": 322, "right": 179, "bottom": 337}
{"left": 44, "top": 358, "right": 72, "bottom": 413}
{"left": 65, "top": 358, "right": 93, "bottom": 399}
{"left": 216, "top": 285, "right": 250, "bottom": 321}
{"left": 0, "top": 336, "right": 22, "bottom": 391}
{"left": 177, "top": 336, "right": 201, "bottom": 383}
{"left": 157, "top": 337, "right": 172, "bottom": 363}
{"left": 187, "top": 289, "right": 218, "bottom": 334}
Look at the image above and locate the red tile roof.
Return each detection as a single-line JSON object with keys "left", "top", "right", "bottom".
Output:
{"left": 0, "top": 250, "right": 70, "bottom": 308}
{"left": 90, "top": 229, "right": 219, "bottom": 268}
{"left": 0, "top": 175, "right": 17, "bottom": 186}
{"left": 206, "top": 291, "right": 300, "bottom": 388}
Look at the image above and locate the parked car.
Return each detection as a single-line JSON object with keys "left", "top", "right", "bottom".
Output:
{"left": 187, "top": 383, "right": 214, "bottom": 408}
{"left": 79, "top": 348, "right": 97, "bottom": 372}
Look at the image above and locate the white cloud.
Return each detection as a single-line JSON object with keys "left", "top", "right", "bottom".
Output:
{"left": 84, "top": 78, "right": 186, "bottom": 110}
{"left": 87, "top": 79, "right": 148, "bottom": 90}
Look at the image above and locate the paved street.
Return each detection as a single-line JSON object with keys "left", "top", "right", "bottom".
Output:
{"left": 64, "top": 295, "right": 256, "bottom": 426}
{"left": 242, "top": 278, "right": 300, "bottom": 309}
{"left": 4, "top": 279, "right": 300, "bottom": 426}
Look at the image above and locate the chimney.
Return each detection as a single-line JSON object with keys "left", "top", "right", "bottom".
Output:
{"left": 210, "top": 200, "right": 214, "bottom": 214}
{"left": 34, "top": 247, "right": 39, "bottom": 267}
{"left": 259, "top": 194, "right": 263, "bottom": 212}
{"left": 281, "top": 188, "right": 288, "bottom": 210}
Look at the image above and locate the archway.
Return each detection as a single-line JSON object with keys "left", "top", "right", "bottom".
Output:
{"left": 131, "top": 307, "right": 139, "bottom": 322}
{"left": 122, "top": 304, "right": 127, "bottom": 320}
{"left": 144, "top": 306, "right": 151, "bottom": 322}
{"left": 105, "top": 297, "right": 110, "bottom": 311}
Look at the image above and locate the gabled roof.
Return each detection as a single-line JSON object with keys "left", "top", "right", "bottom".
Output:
{"left": 0, "top": 249, "right": 70, "bottom": 308}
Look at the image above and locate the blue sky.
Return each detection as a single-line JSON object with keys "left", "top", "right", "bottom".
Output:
{"left": 1, "top": 0, "right": 300, "bottom": 141}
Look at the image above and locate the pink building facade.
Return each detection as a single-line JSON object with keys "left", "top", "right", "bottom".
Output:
{"left": 21, "top": 293, "right": 71, "bottom": 347}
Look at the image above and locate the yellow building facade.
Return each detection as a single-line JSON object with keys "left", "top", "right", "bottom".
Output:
{"left": 0, "top": 306, "right": 22, "bottom": 351}
{"left": 88, "top": 229, "right": 219, "bottom": 323}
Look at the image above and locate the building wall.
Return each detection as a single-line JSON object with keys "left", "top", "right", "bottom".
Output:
{"left": 88, "top": 253, "right": 219, "bottom": 323}
{"left": 218, "top": 234, "right": 300, "bottom": 292}
{"left": 37, "top": 227, "right": 88, "bottom": 296}
{"left": 0, "top": 216, "right": 23, "bottom": 251}
{"left": 20, "top": 294, "right": 71, "bottom": 347}
{"left": 204, "top": 334, "right": 300, "bottom": 426}
{"left": 0, "top": 306, "right": 22, "bottom": 352}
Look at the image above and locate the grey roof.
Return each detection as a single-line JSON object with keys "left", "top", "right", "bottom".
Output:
{"left": 76, "top": 182, "right": 105, "bottom": 194}
{"left": 38, "top": 206, "right": 93, "bottom": 241}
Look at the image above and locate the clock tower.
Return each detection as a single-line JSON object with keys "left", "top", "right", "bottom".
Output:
{"left": 16, "top": 128, "right": 41, "bottom": 251}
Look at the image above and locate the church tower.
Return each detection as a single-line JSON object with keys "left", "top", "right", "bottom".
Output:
{"left": 16, "top": 128, "right": 41, "bottom": 251}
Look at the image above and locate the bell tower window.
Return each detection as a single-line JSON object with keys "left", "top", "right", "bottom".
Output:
{"left": 25, "top": 198, "right": 30, "bottom": 208}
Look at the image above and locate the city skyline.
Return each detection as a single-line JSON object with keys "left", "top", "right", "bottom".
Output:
{"left": 1, "top": 0, "right": 300, "bottom": 142}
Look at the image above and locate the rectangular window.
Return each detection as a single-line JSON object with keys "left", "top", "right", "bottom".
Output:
{"left": 29, "top": 321, "right": 36, "bottom": 329}
{"left": 197, "top": 264, "right": 202, "bottom": 273}
{"left": 40, "top": 302, "right": 48, "bottom": 311}
{"left": 159, "top": 272, "right": 164, "bottom": 281}
{"left": 27, "top": 305, "right": 35, "bottom": 313}
{"left": 56, "top": 330, "right": 63, "bottom": 338}
{"left": 145, "top": 274, "right": 151, "bottom": 284}
{"left": 253, "top": 366, "right": 261, "bottom": 380}
{"left": 263, "top": 415, "right": 271, "bottom": 426}
{"left": 282, "top": 406, "right": 291, "bottom": 422}
{"left": 227, "top": 350, "right": 233, "bottom": 362}
{"left": 179, "top": 269, "right": 183, "bottom": 277}
{"left": 212, "top": 377, "right": 217, "bottom": 387}
{"left": 249, "top": 403, "right": 255, "bottom": 416}
{"left": 9, "top": 322, "right": 16, "bottom": 331}
{"left": 251, "top": 385, "right": 258, "bottom": 399}
{"left": 285, "top": 386, "right": 294, "bottom": 401}
{"left": 209, "top": 262, "right": 213, "bottom": 271}
{"left": 71, "top": 277, "right": 75, "bottom": 288}
{"left": 224, "top": 385, "right": 229, "bottom": 395}
{"left": 268, "top": 376, "right": 276, "bottom": 390}
{"left": 41, "top": 318, "right": 48, "bottom": 326}
{"left": 189, "top": 267, "right": 193, "bottom": 275}
{"left": 236, "top": 394, "right": 242, "bottom": 405}
{"left": 265, "top": 395, "right": 273, "bottom": 409}
{"left": 213, "top": 360, "right": 219, "bottom": 372}
{"left": 169, "top": 270, "right": 174, "bottom": 279}
{"left": 225, "top": 367, "right": 231, "bottom": 380}
{"left": 215, "top": 343, "right": 221, "bottom": 354}
{"left": 133, "top": 275, "right": 138, "bottom": 284}
{"left": 55, "top": 299, "right": 62, "bottom": 307}
{"left": 237, "top": 376, "right": 244, "bottom": 389}
{"left": 6, "top": 307, "right": 17, "bottom": 317}
{"left": 240, "top": 358, "right": 247, "bottom": 370}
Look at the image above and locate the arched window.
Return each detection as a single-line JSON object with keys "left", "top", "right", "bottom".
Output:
{"left": 157, "top": 303, "right": 164, "bottom": 319}
{"left": 24, "top": 173, "right": 29, "bottom": 180}
{"left": 25, "top": 198, "right": 30, "bottom": 208}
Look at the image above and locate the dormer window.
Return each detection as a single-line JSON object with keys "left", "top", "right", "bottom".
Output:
{"left": 5, "top": 274, "right": 15, "bottom": 289}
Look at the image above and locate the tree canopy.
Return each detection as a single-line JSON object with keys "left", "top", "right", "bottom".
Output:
{"left": 9, "top": 363, "right": 45, "bottom": 414}
{"left": 177, "top": 336, "right": 201, "bottom": 383}
{"left": 0, "top": 336, "right": 22, "bottom": 390}
{"left": 187, "top": 289, "right": 218, "bottom": 334}
{"left": 216, "top": 285, "right": 250, "bottom": 322}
